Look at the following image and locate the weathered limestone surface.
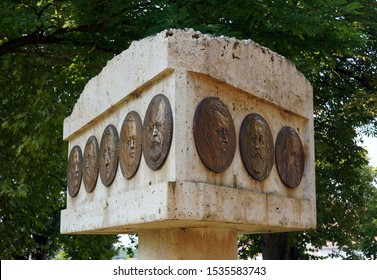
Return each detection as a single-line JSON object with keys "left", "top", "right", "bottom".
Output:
{"left": 138, "top": 228, "right": 238, "bottom": 260}
{"left": 61, "top": 29, "right": 316, "bottom": 237}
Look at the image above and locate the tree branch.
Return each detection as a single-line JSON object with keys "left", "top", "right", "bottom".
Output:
{"left": 0, "top": 24, "right": 105, "bottom": 56}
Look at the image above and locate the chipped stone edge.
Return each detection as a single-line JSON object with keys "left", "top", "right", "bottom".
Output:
{"left": 63, "top": 28, "right": 313, "bottom": 141}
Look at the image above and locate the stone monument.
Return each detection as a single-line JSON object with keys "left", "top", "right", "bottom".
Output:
{"left": 61, "top": 29, "right": 316, "bottom": 259}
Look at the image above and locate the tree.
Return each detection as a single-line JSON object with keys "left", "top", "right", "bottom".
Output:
{"left": 358, "top": 185, "right": 377, "bottom": 260}
{"left": 0, "top": 0, "right": 124, "bottom": 259}
{"left": 1, "top": 0, "right": 376, "bottom": 259}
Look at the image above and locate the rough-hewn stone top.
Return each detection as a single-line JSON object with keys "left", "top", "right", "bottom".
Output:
{"left": 64, "top": 28, "right": 312, "bottom": 141}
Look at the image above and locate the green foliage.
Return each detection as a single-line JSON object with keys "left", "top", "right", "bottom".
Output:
{"left": 0, "top": 0, "right": 122, "bottom": 259}
{"left": 58, "top": 235, "right": 120, "bottom": 260}
{"left": 238, "top": 234, "right": 261, "bottom": 260}
{"left": 358, "top": 186, "right": 377, "bottom": 259}
{"left": 0, "top": 0, "right": 376, "bottom": 259}
{"left": 113, "top": 234, "right": 138, "bottom": 260}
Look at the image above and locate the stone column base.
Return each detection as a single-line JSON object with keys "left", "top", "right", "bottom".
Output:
{"left": 138, "top": 228, "right": 238, "bottom": 260}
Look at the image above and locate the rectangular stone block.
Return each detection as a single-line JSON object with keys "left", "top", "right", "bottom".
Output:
{"left": 61, "top": 29, "right": 316, "bottom": 234}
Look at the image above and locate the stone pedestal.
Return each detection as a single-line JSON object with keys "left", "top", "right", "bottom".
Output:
{"left": 139, "top": 228, "right": 237, "bottom": 260}
{"left": 61, "top": 29, "right": 316, "bottom": 259}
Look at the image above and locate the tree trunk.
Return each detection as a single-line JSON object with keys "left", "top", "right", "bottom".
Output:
{"left": 31, "top": 234, "right": 47, "bottom": 260}
{"left": 260, "top": 233, "right": 299, "bottom": 260}
{"left": 261, "top": 233, "right": 288, "bottom": 259}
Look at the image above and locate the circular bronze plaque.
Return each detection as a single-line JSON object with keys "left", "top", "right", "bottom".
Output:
{"left": 120, "top": 111, "right": 142, "bottom": 179}
{"left": 99, "top": 124, "right": 119, "bottom": 186}
{"left": 193, "top": 97, "right": 236, "bottom": 173}
{"left": 275, "top": 126, "right": 305, "bottom": 188}
{"left": 240, "top": 113, "right": 274, "bottom": 181}
{"left": 83, "top": 135, "right": 99, "bottom": 192}
{"left": 142, "top": 94, "right": 173, "bottom": 170}
{"left": 67, "top": 145, "right": 83, "bottom": 197}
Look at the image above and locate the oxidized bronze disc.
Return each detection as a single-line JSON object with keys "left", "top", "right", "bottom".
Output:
{"left": 275, "top": 126, "right": 305, "bottom": 188}
{"left": 193, "top": 97, "right": 236, "bottom": 173}
{"left": 99, "top": 124, "right": 119, "bottom": 186}
{"left": 142, "top": 94, "right": 173, "bottom": 170}
{"left": 240, "top": 113, "right": 274, "bottom": 181}
{"left": 67, "top": 145, "right": 83, "bottom": 197}
{"left": 83, "top": 135, "right": 99, "bottom": 192}
{"left": 120, "top": 111, "right": 142, "bottom": 179}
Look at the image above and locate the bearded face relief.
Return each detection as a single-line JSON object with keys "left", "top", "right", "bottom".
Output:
{"left": 149, "top": 101, "right": 165, "bottom": 161}
{"left": 193, "top": 97, "right": 236, "bottom": 173}
{"left": 83, "top": 135, "right": 99, "bottom": 192}
{"left": 67, "top": 145, "right": 83, "bottom": 197}
{"left": 99, "top": 124, "right": 119, "bottom": 186}
{"left": 120, "top": 111, "right": 142, "bottom": 179}
{"left": 142, "top": 94, "right": 173, "bottom": 170}
{"left": 240, "top": 113, "right": 274, "bottom": 181}
{"left": 275, "top": 126, "right": 305, "bottom": 188}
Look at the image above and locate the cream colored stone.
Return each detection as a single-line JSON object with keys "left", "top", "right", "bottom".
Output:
{"left": 61, "top": 29, "right": 316, "bottom": 257}
{"left": 138, "top": 228, "right": 238, "bottom": 260}
{"left": 61, "top": 181, "right": 315, "bottom": 234}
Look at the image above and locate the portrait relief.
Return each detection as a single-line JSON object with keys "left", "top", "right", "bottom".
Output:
{"left": 99, "top": 124, "right": 119, "bottom": 186}
{"left": 83, "top": 135, "right": 99, "bottom": 192}
{"left": 142, "top": 94, "right": 173, "bottom": 170}
{"left": 193, "top": 97, "right": 236, "bottom": 173}
{"left": 67, "top": 145, "right": 83, "bottom": 197}
{"left": 275, "top": 126, "right": 305, "bottom": 188}
{"left": 120, "top": 111, "right": 142, "bottom": 179}
{"left": 240, "top": 113, "right": 274, "bottom": 181}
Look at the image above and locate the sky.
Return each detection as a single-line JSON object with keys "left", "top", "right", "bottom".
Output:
{"left": 361, "top": 135, "right": 377, "bottom": 167}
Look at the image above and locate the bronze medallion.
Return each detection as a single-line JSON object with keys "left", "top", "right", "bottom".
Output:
{"left": 142, "top": 94, "right": 173, "bottom": 170}
{"left": 120, "top": 111, "right": 142, "bottom": 179}
{"left": 275, "top": 126, "right": 305, "bottom": 188}
{"left": 67, "top": 145, "right": 83, "bottom": 197}
{"left": 240, "top": 113, "right": 274, "bottom": 181}
{"left": 99, "top": 124, "right": 119, "bottom": 186}
{"left": 83, "top": 135, "right": 99, "bottom": 192}
{"left": 193, "top": 97, "right": 236, "bottom": 173}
